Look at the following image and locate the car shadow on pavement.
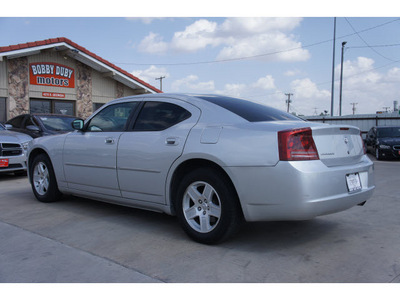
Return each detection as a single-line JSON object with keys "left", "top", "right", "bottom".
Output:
{"left": 226, "top": 218, "right": 339, "bottom": 252}
{"left": 47, "top": 194, "right": 338, "bottom": 251}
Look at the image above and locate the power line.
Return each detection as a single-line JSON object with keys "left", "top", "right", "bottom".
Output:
{"left": 344, "top": 17, "right": 398, "bottom": 62}
{"left": 349, "top": 43, "right": 400, "bottom": 49}
{"left": 113, "top": 18, "right": 400, "bottom": 66}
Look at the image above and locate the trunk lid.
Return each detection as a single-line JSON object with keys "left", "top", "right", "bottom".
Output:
{"left": 310, "top": 124, "right": 364, "bottom": 167}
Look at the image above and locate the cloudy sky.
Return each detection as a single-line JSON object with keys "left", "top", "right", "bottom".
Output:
{"left": 1, "top": 1, "right": 400, "bottom": 116}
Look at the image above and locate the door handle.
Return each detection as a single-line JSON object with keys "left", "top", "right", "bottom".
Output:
{"left": 166, "top": 137, "right": 179, "bottom": 146}
{"left": 105, "top": 138, "right": 115, "bottom": 144}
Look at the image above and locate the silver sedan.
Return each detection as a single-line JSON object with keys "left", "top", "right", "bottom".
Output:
{"left": 1, "top": 123, "right": 32, "bottom": 175}
{"left": 27, "top": 94, "right": 375, "bottom": 244}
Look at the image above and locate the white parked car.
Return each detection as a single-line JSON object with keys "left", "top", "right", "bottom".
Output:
{"left": 27, "top": 94, "right": 375, "bottom": 244}
{"left": 0, "top": 123, "right": 32, "bottom": 175}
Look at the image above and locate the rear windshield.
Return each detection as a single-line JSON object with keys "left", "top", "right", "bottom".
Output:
{"left": 196, "top": 95, "right": 301, "bottom": 122}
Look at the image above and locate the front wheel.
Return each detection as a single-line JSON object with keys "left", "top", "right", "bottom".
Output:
{"left": 175, "top": 168, "right": 242, "bottom": 244}
{"left": 30, "top": 153, "right": 62, "bottom": 203}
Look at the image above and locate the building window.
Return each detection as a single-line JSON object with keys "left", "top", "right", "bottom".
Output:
{"left": 93, "top": 102, "right": 105, "bottom": 112}
{"left": 0, "top": 98, "right": 6, "bottom": 123}
{"left": 30, "top": 99, "right": 75, "bottom": 116}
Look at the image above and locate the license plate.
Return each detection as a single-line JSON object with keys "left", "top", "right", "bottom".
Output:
{"left": 346, "top": 173, "right": 362, "bottom": 193}
{"left": 0, "top": 159, "right": 9, "bottom": 168}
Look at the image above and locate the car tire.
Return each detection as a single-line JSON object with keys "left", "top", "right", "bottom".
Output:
{"left": 375, "top": 148, "right": 381, "bottom": 160}
{"left": 175, "top": 168, "right": 242, "bottom": 244}
{"left": 30, "top": 153, "right": 62, "bottom": 203}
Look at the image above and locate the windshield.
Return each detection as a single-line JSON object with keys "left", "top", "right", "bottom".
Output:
{"left": 0, "top": 124, "right": 5, "bottom": 130}
{"left": 38, "top": 116, "right": 76, "bottom": 131}
{"left": 377, "top": 127, "right": 400, "bottom": 138}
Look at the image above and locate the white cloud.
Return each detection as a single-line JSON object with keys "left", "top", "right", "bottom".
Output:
{"left": 137, "top": 32, "right": 168, "bottom": 54}
{"left": 288, "top": 78, "right": 331, "bottom": 115}
{"left": 171, "top": 75, "right": 215, "bottom": 92}
{"left": 126, "top": 17, "right": 167, "bottom": 24}
{"left": 216, "top": 83, "right": 247, "bottom": 98}
{"left": 281, "top": 57, "right": 400, "bottom": 115}
{"left": 252, "top": 75, "right": 276, "bottom": 90}
{"left": 291, "top": 78, "right": 330, "bottom": 99}
{"left": 138, "top": 17, "right": 309, "bottom": 62}
{"left": 219, "top": 17, "right": 302, "bottom": 36}
{"left": 335, "top": 57, "right": 400, "bottom": 115}
{"left": 171, "top": 19, "right": 219, "bottom": 52}
{"left": 284, "top": 69, "right": 301, "bottom": 77}
{"left": 131, "top": 65, "right": 169, "bottom": 86}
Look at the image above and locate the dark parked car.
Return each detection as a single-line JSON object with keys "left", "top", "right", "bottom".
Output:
{"left": 6, "top": 114, "right": 77, "bottom": 138}
{"left": 365, "top": 126, "right": 400, "bottom": 160}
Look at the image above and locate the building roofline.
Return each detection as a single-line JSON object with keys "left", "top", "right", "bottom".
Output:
{"left": 0, "top": 37, "right": 162, "bottom": 94}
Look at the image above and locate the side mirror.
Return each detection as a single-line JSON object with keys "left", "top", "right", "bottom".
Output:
{"left": 26, "top": 125, "right": 40, "bottom": 132}
{"left": 72, "top": 119, "right": 85, "bottom": 131}
{"left": 4, "top": 124, "right": 12, "bottom": 129}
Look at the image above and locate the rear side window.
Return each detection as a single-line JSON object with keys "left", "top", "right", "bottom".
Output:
{"left": 133, "top": 102, "right": 191, "bottom": 131}
{"left": 196, "top": 95, "right": 301, "bottom": 122}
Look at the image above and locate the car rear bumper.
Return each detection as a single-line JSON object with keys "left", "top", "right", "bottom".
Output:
{"left": 226, "top": 155, "right": 375, "bottom": 222}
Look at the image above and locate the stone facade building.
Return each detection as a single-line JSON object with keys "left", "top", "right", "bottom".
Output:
{"left": 0, "top": 37, "right": 161, "bottom": 123}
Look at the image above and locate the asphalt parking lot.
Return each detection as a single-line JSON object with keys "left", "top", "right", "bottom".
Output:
{"left": 0, "top": 154, "right": 399, "bottom": 283}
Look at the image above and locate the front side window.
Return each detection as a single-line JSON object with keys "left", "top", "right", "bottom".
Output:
{"left": 133, "top": 102, "right": 192, "bottom": 131}
{"left": 86, "top": 102, "right": 138, "bottom": 132}
{"left": 7, "top": 115, "right": 25, "bottom": 128}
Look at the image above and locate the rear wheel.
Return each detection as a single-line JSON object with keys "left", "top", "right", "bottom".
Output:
{"left": 30, "top": 154, "right": 62, "bottom": 203}
{"left": 175, "top": 168, "right": 242, "bottom": 244}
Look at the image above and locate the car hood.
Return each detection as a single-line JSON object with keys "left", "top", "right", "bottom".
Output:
{"left": 0, "top": 130, "right": 33, "bottom": 144}
{"left": 378, "top": 137, "right": 400, "bottom": 146}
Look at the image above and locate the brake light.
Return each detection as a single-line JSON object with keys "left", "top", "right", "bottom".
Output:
{"left": 278, "top": 127, "right": 319, "bottom": 161}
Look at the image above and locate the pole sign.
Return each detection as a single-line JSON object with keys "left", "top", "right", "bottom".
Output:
{"left": 29, "top": 63, "right": 75, "bottom": 88}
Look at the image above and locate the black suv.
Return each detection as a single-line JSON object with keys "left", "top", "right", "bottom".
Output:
{"left": 365, "top": 126, "right": 400, "bottom": 160}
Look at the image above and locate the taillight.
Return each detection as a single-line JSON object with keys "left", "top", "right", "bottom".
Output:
{"left": 278, "top": 127, "right": 319, "bottom": 161}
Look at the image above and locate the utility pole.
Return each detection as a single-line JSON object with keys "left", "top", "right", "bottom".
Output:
{"left": 350, "top": 102, "right": 358, "bottom": 115}
{"left": 330, "top": 17, "right": 336, "bottom": 116}
{"left": 155, "top": 76, "right": 166, "bottom": 91}
{"left": 285, "top": 93, "right": 293, "bottom": 113}
{"left": 383, "top": 106, "right": 390, "bottom": 113}
{"left": 339, "top": 41, "right": 347, "bottom": 116}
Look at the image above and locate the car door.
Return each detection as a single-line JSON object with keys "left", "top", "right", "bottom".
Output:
{"left": 63, "top": 101, "right": 139, "bottom": 197}
{"left": 117, "top": 98, "right": 201, "bottom": 204}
